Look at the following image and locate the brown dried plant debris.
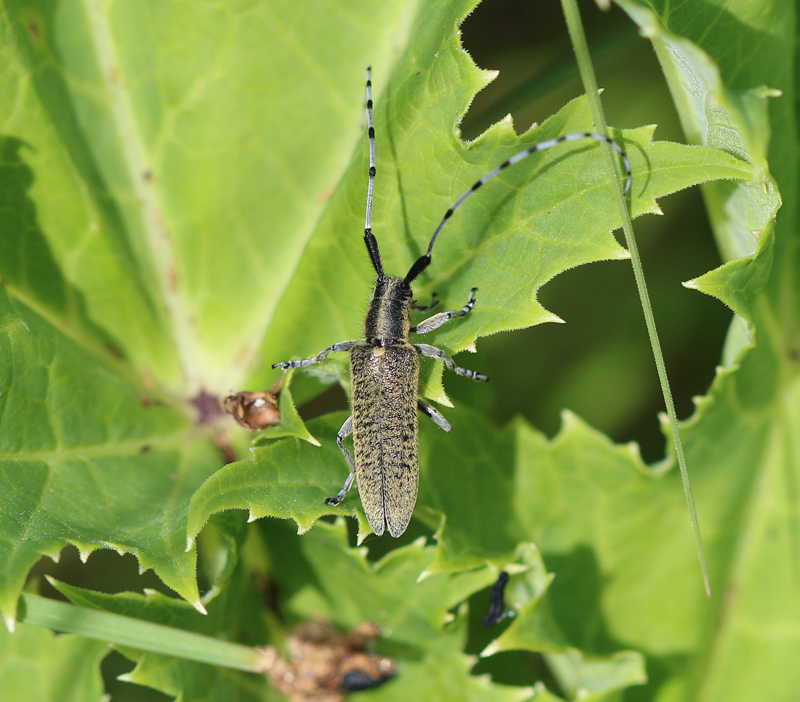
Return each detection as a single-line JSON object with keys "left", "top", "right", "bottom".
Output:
{"left": 259, "top": 620, "right": 397, "bottom": 701}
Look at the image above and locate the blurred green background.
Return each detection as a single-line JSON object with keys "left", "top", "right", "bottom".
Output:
{"left": 26, "top": 1, "right": 731, "bottom": 699}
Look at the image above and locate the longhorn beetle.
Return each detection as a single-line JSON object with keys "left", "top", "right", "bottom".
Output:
{"left": 273, "top": 68, "right": 631, "bottom": 538}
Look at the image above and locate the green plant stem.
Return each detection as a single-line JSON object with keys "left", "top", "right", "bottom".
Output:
{"left": 560, "top": 0, "right": 711, "bottom": 597}
{"left": 18, "top": 593, "right": 269, "bottom": 673}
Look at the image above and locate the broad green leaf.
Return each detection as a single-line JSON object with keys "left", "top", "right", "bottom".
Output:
{"left": 0, "top": 0, "right": 424, "bottom": 627}
{"left": 252, "top": 101, "right": 752, "bottom": 398}
{"left": 0, "top": 0, "right": 422, "bottom": 392}
{"left": 0, "top": 618, "right": 106, "bottom": 702}
{"left": 0, "top": 286, "right": 221, "bottom": 626}
{"left": 413, "top": 397, "right": 800, "bottom": 701}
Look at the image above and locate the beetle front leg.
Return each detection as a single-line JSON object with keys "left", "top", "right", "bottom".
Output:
{"left": 326, "top": 415, "right": 356, "bottom": 506}
{"left": 414, "top": 343, "right": 488, "bottom": 382}
{"left": 272, "top": 340, "right": 359, "bottom": 370}
{"left": 411, "top": 288, "right": 477, "bottom": 335}
{"left": 412, "top": 292, "right": 440, "bottom": 312}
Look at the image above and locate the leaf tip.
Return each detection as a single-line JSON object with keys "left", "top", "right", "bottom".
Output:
{"left": 306, "top": 434, "right": 322, "bottom": 447}
{"left": 3, "top": 615, "right": 15, "bottom": 633}
{"left": 191, "top": 599, "right": 208, "bottom": 616}
{"left": 416, "top": 568, "right": 434, "bottom": 583}
{"left": 480, "top": 640, "right": 500, "bottom": 658}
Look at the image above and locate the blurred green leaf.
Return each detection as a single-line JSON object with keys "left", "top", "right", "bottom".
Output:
{"left": 0, "top": 618, "right": 106, "bottom": 702}
{"left": 616, "top": 0, "right": 780, "bottom": 323}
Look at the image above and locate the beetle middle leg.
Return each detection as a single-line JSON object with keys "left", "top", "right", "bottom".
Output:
{"left": 414, "top": 342, "right": 488, "bottom": 381}
{"left": 325, "top": 415, "right": 356, "bottom": 505}
{"left": 418, "top": 399, "right": 452, "bottom": 432}
{"left": 411, "top": 288, "right": 477, "bottom": 335}
{"left": 272, "top": 340, "right": 359, "bottom": 370}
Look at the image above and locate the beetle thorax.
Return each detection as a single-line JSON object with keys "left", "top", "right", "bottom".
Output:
{"left": 364, "top": 275, "right": 413, "bottom": 345}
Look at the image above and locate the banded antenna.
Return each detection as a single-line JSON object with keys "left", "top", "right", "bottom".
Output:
{"left": 362, "top": 66, "right": 383, "bottom": 279}
{"left": 403, "top": 131, "right": 632, "bottom": 285}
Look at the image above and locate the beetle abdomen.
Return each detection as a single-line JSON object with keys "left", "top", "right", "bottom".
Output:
{"left": 351, "top": 343, "right": 420, "bottom": 537}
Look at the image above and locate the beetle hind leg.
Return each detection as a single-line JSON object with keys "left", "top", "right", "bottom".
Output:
{"left": 418, "top": 399, "right": 452, "bottom": 432}
{"left": 325, "top": 416, "right": 356, "bottom": 505}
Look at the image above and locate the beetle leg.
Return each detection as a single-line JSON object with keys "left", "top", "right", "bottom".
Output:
{"left": 272, "top": 340, "right": 360, "bottom": 370}
{"left": 411, "top": 288, "right": 477, "bottom": 335}
{"left": 418, "top": 399, "right": 452, "bottom": 432}
{"left": 326, "top": 416, "right": 356, "bottom": 505}
{"left": 414, "top": 342, "right": 488, "bottom": 382}
{"left": 412, "top": 292, "right": 440, "bottom": 312}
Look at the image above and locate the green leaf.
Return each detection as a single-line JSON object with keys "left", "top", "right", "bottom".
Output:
{"left": 190, "top": 440, "right": 644, "bottom": 699}
{"left": 615, "top": 0, "right": 781, "bottom": 323}
{"left": 252, "top": 105, "right": 751, "bottom": 397}
{"left": 187, "top": 414, "right": 370, "bottom": 547}
{"left": 49, "top": 521, "right": 538, "bottom": 701}
{"left": 187, "top": 116, "right": 752, "bottom": 542}
{"left": 2, "top": 0, "right": 795, "bottom": 699}
{"left": 264, "top": 520, "right": 536, "bottom": 701}
{"left": 0, "top": 287, "right": 220, "bottom": 625}
{"left": 254, "top": 369, "right": 320, "bottom": 447}
{"left": 0, "top": 618, "right": 106, "bottom": 702}
{"left": 47, "top": 566, "right": 273, "bottom": 702}
{"left": 0, "top": 0, "right": 423, "bottom": 392}
{"left": 610, "top": 2, "right": 800, "bottom": 700}
{"left": 0, "top": 0, "right": 428, "bottom": 627}
{"left": 413, "top": 397, "right": 800, "bottom": 701}
{"left": 482, "top": 544, "right": 646, "bottom": 702}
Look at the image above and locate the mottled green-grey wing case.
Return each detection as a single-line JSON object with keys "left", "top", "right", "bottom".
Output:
{"left": 351, "top": 343, "right": 420, "bottom": 537}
